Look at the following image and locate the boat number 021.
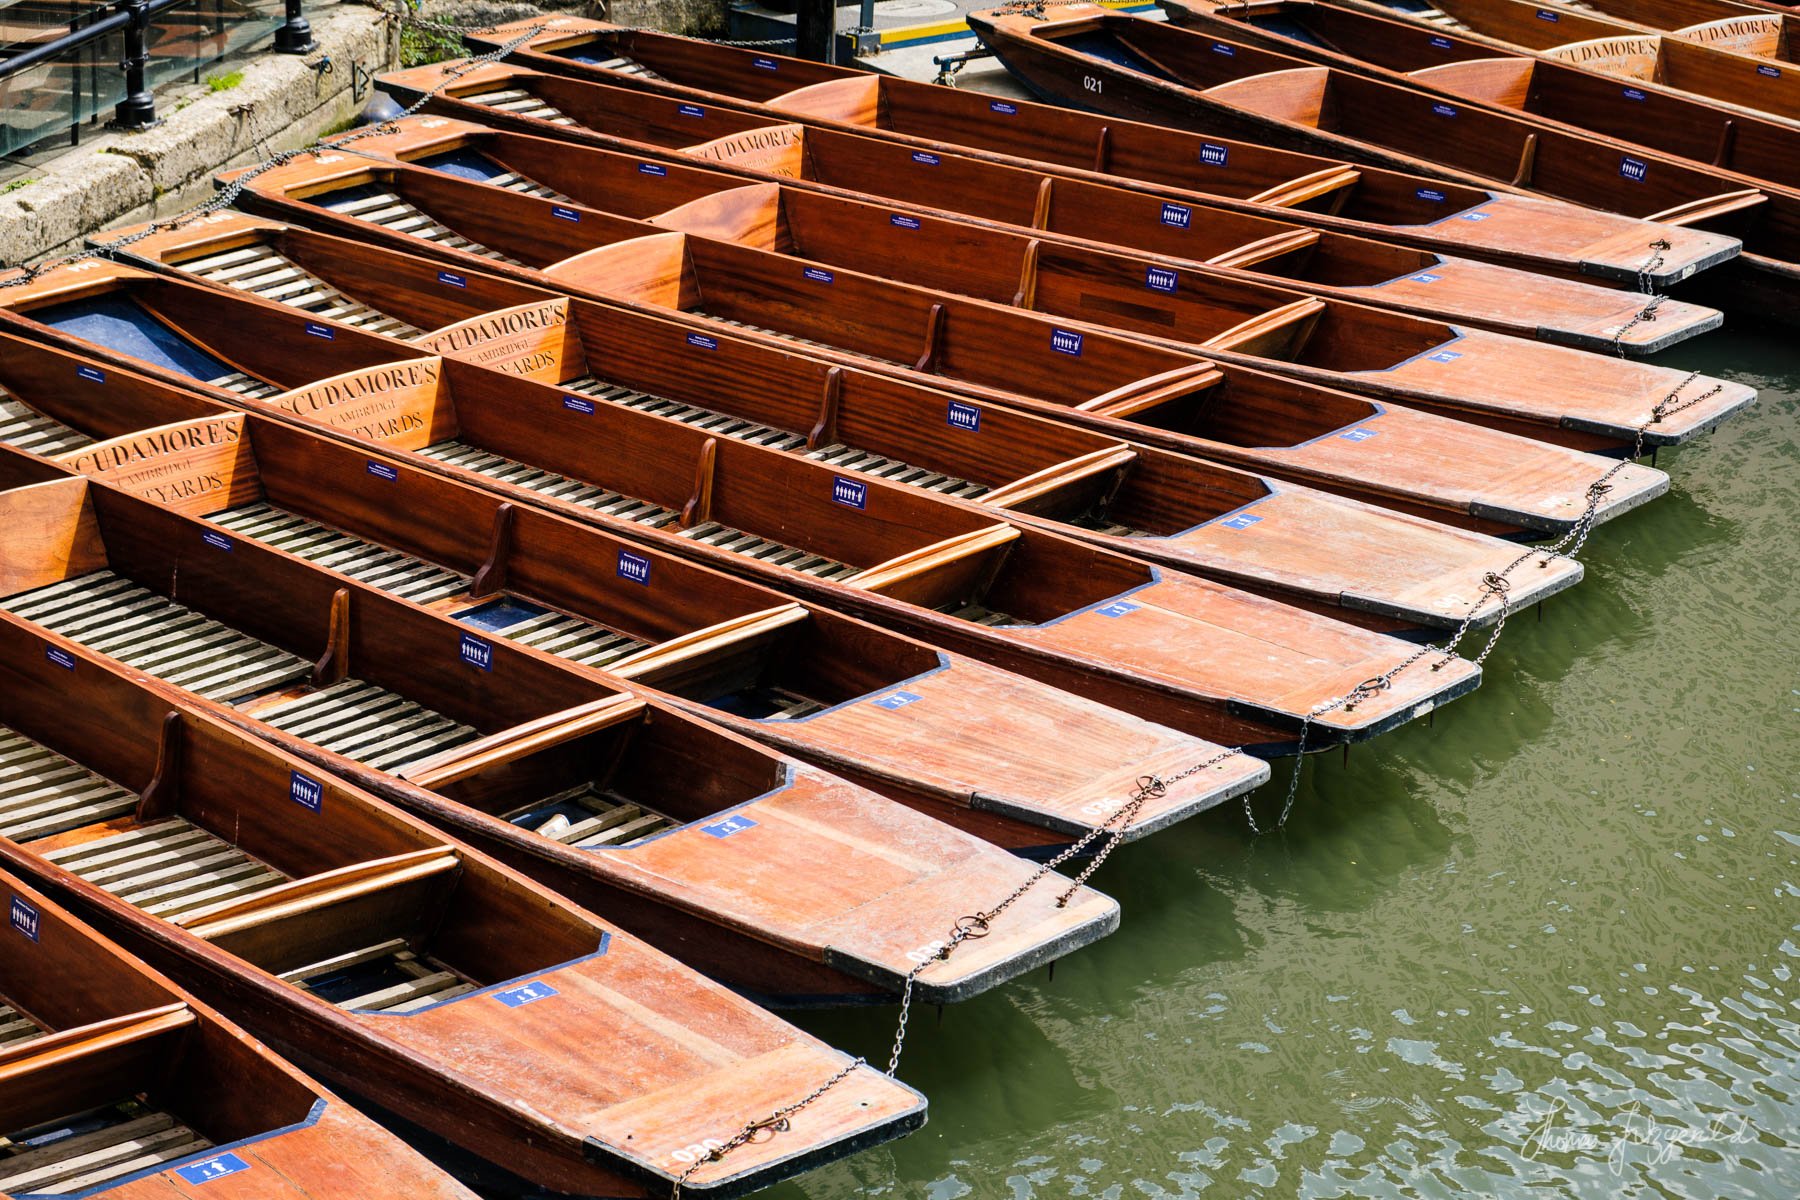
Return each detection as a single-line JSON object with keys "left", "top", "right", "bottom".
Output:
{"left": 1083, "top": 75, "right": 1103, "bottom": 94}
{"left": 669, "top": 1138, "right": 727, "bottom": 1166}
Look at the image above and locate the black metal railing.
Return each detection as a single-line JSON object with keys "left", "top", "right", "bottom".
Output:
{"left": 0, "top": 0, "right": 311, "bottom": 152}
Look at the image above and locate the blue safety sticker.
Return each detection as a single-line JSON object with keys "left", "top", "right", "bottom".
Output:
{"left": 1429, "top": 35, "right": 1452, "bottom": 49}
{"left": 460, "top": 632, "right": 493, "bottom": 671}
{"left": 437, "top": 270, "right": 467, "bottom": 288}
{"left": 639, "top": 162, "right": 668, "bottom": 176}
{"left": 804, "top": 266, "right": 834, "bottom": 284}
{"left": 1417, "top": 188, "right": 1446, "bottom": 203}
{"left": 1428, "top": 349, "right": 1463, "bottom": 363}
{"left": 1411, "top": 272, "right": 1441, "bottom": 283}
{"left": 1458, "top": 210, "right": 1488, "bottom": 221}
{"left": 1432, "top": 103, "right": 1457, "bottom": 118}
{"left": 1619, "top": 156, "right": 1648, "bottom": 182}
{"left": 701, "top": 815, "right": 757, "bottom": 839}
{"left": 45, "top": 646, "right": 75, "bottom": 670}
{"left": 990, "top": 100, "right": 1017, "bottom": 115}
{"left": 1622, "top": 87, "right": 1647, "bottom": 101}
{"left": 1096, "top": 601, "right": 1140, "bottom": 618}
{"left": 1759, "top": 64, "right": 1782, "bottom": 78}
{"left": 1212, "top": 42, "right": 1235, "bottom": 56}
{"left": 1217, "top": 513, "right": 1263, "bottom": 530}
{"left": 687, "top": 332, "right": 718, "bottom": 350}
{"left": 563, "top": 395, "right": 595, "bottom": 415}
{"left": 366, "top": 460, "right": 399, "bottom": 481}
{"left": 617, "top": 549, "right": 652, "bottom": 585}
{"left": 175, "top": 1153, "right": 250, "bottom": 1185}
{"left": 912, "top": 150, "right": 940, "bottom": 165}
{"left": 1050, "top": 328, "right": 1084, "bottom": 357}
{"left": 1535, "top": 8, "right": 1559, "bottom": 20}
{"left": 947, "top": 400, "right": 981, "bottom": 431}
{"left": 891, "top": 214, "right": 922, "bottom": 230}
{"left": 677, "top": 103, "right": 705, "bottom": 117}
{"left": 1200, "top": 143, "right": 1229, "bottom": 167}
{"left": 753, "top": 56, "right": 779, "bottom": 70}
{"left": 77, "top": 364, "right": 106, "bottom": 383}
{"left": 304, "top": 322, "right": 333, "bottom": 339}
{"left": 872, "top": 690, "right": 921, "bottom": 710}
{"left": 1161, "top": 201, "right": 1193, "bottom": 227}
{"left": 10, "top": 897, "right": 39, "bottom": 942}
{"left": 1146, "top": 265, "right": 1179, "bottom": 294}
{"left": 494, "top": 980, "right": 558, "bottom": 1007}
{"left": 832, "top": 476, "right": 867, "bottom": 509}
{"left": 290, "top": 771, "right": 323, "bottom": 814}
{"left": 1340, "top": 427, "right": 1379, "bottom": 442}
{"left": 202, "top": 531, "right": 232, "bottom": 552}
{"left": 552, "top": 205, "right": 581, "bottom": 221}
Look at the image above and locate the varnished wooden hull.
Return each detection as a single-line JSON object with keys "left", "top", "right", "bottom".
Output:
{"left": 0, "top": 260, "right": 1483, "bottom": 754}
{"left": 464, "top": 16, "right": 1742, "bottom": 307}
{"left": 0, "top": 616, "right": 924, "bottom": 1197}
{"left": 0, "top": 866, "right": 474, "bottom": 1200}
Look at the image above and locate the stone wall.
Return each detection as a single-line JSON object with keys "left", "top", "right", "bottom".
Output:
{"left": 603, "top": 0, "right": 730, "bottom": 36}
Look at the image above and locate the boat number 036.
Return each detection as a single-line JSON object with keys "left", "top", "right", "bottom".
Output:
{"left": 669, "top": 1138, "right": 726, "bottom": 1166}
{"left": 1083, "top": 75, "right": 1103, "bottom": 93}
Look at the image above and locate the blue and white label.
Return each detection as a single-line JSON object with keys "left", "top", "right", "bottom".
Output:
{"left": 872, "top": 690, "right": 921, "bottom": 711}
{"left": 304, "top": 322, "right": 333, "bottom": 340}
{"left": 1619, "top": 156, "right": 1648, "bottom": 182}
{"left": 563, "top": 395, "right": 596, "bottom": 415}
{"left": 617, "top": 549, "right": 652, "bottom": 585}
{"left": 45, "top": 645, "right": 75, "bottom": 671}
{"left": 1432, "top": 103, "right": 1457, "bottom": 118}
{"left": 1340, "top": 427, "right": 1379, "bottom": 442}
{"left": 1416, "top": 188, "right": 1447, "bottom": 203}
{"left": 1759, "top": 64, "right": 1782, "bottom": 79}
{"left": 202, "top": 531, "right": 232, "bottom": 552}
{"left": 1199, "top": 143, "right": 1229, "bottom": 167}
{"left": 460, "top": 633, "right": 493, "bottom": 671}
{"left": 701, "top": 814, "right": 757, "bottom": 839}
{"left": 1428, "top": 349, "right": 1463, "bottom": 363}
{"left": 76, "top": 365, "right": 105, "bottom": 383}
{"left": 494, "top": 980, "right": 558, "bottom": 1008}
{"left": 1622, "top": 87, "right": 1647, "bottom": 101}
{"left": 1160, "top": 202, "right": 1193, "bottom": 228}
{"left": 9, "top": 897, "right": 39, "bottom": 942}
{"left": 551, "top": 205, "right": 581, "bottom": 222}
{"left": 1211, "top": 42, "right": 1235, "bottom": 56}
{"left": 911, "top": 150, "right": 940, "bottom": 166}
{"left": 890, "top": 214, "right": 922, "bottom": 230}
{"left": 803, "top": 266, "right": 834, "bottom": 284}
{"left": 1410, "top": 272, "right": 1441, "bottom": 284}
{"left": 832, "top": 476, "right": 867, "bottom": 509}
{"left": 437, "top": 270, "right": 467, "bottom": 288}
{"left": 1429, "top": 35, "right": 1452, "bottom": 49}
{"left": 1146, "top": 265, "right": 1179, "bottom": 294}
{"left": 639, "top": 162, "right": 668, "bottom": 176}
{"left": 1217, "top": 512, "right": 1262, "bottom": 531}
{"left": 175, "top": 1153, "right": 250, "bottom": 1185}
{"left": 1050, "top": 328, "right": 1084, "bottom": 357}
{"left": 366, "top": 460, "right": 399, "bottom": 482}
{"left": 289, "top": 771, "right": 323, "bottom": 814}
{"left": 753, "top": 57, "right": 779, "bottom": 70}
{"left": 1458, "top": 210, "right": 1489, "bottom": 222}
{"left": 990, "top": 100, "right": 1017, "bottom": 115}
{"left": 1535, "top": 7, "right": 1559, "bottom": 20}
{"left": 687, "top": 332, "right": 718, "bottom": 351}
{"left": 677, "top": 103, "right": 705, "bottom": 117}
{"left": 947, "top": 400, "right": 982, "bottom": 432}
{"left": 1096, "top": 601, "right": 1140, "bottom": 618}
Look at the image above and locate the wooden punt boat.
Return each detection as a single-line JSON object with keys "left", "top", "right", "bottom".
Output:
{"left": 0, "top": 440, "right": 1123, "bottom": 1000}
{"left": 220, "top": 119, "right": 1747, "bottom": 443}
{"left": 0, "top": 866, "right": 476, "bottom": 1199}
{"left": 1342, "top": 0, "right": 1800, "bottom": 125}
{"left": 98, "top": 213, "right": 1586, "bottom": 635}
{"left": 0, "top": 598, "right": 925, "bottom": 1198}
{"left": 1161, "top": 0, "right": 1800, "bottom": 186}
{"left": 0, "top": 324, "right": 1263, "bottom": 855}
{"left": 0, "top": 260, "right": 1484, "bottom": 754}
{"left": 198, "top": 151, "right": 1672, "bottom": 532}
{"left": 966, "top": 4, "right": 1800, "bottom": 310}
{"left": 454, "top": 17, "right": 1742, "bottom": 296}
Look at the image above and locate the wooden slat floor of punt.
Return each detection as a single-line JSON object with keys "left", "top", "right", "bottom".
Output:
{"left": 0, "top": 1105, "right": 214, "bottom": 1196}
{"left": 564, "top": 375, "right": 989, "bottom": 497}
{"left": 587, "top": 53, "right": 667, "bottom": 83}
{"left": 0, "top": 572, "right": 314, "bottom": 705}
{"left": 176, "top": 245, "right": 426, "bottom": 338}
{"left": 316, "top": 185, "right": 525, "bottom": 266}
{"left": 280, "top": 938, "right": 480, "bottom": 1014}
{"left": 697, "top": 311, "right": 907, "bottom": 369}
{"left": 0, "top": 724, "right": 138, "bottom": 844}
{"left": 418, "top": 440, "right": 863, "bottom": 579}
{"left": 207, "top": 370, "right": 282, "bottom": 401}
{"left": 41, "top": 817, "right": 289, "bottom": 921}
{"left": 940, "top": 601, "right": 1034, "bottom": 628}
{"left": 503, "top": 782, "right": 679, "bottom": 849}
{"left": 458, "top": 87, "right": 575, "bottom": 125}
{"left": 254, "top": 680, "right": 479, "bottom": 774}
{"left": 1064, "top": 511, "right": 1157, "bottom": 539}
{"left": 210, "top": 505, "right": 651, "bottom": 668}
{"left": 0, "top": 1003, "right": 45, "bottom": 1050}
{"left": 0, "top": 389, "right": 93, "bottom": 456}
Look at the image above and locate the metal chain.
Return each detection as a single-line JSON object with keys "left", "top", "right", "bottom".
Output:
{"left": 669, "top": 1056, "right": 867, "bottom": 1198}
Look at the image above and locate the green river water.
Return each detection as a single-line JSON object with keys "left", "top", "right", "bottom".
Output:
{"left": 764, "top": 328, "right": 1800, "bottom": 1199}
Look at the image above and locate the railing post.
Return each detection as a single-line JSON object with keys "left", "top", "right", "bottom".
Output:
{"left": 111, "top": 0, "right": 159, "bottom": 130}
{"left": 795, "top": 0, "right": 836, "bottom": 64}
{"left": 273, "top": 0, "right": 316, "bottom": 54}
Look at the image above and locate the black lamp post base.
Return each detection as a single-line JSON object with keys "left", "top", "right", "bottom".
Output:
{"left": 273, "top": 16, "right": 316, "bottom": 53}
{"left": 110, "top": 94, "right": 161, "bottom": 131}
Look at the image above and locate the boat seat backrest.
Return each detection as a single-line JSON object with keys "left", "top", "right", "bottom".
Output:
{"left": 981, "top": 446, "right": 1138, "bottom": 518}
{"left": 1675, "top": 15, "right": 1781, "bottom": 58}
{"left": 1406, "top": 57, "right": 1536, "bottom": 108}
{"left": 1202, "top": 67, "right": 1333, "bottom": 128}
{"left": 0, "top": 476, "right": 106, "bottom": 598}
{"left": 847, "top": 524, "right": 1021, "bottom": 609}
{"left": 765, "top": 75, "right": 883, "bottom": 127}
{"left": 53, "top": 414, "right": 261, "bottom": 519}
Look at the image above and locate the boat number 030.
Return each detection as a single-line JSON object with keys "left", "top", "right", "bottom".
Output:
{"left": 1083, "top": 75, "right": 1103, "bottom": 93}
{"left": 669, "top": 1138, "right": 726, "bottom": 1166}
